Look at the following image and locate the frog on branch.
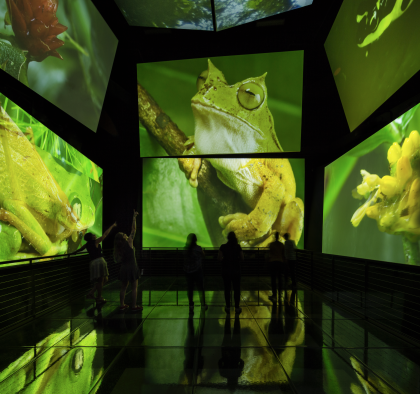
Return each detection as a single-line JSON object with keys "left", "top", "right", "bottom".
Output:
{"left": 178, "top": 60, "right": 304, "bottom": 247}
{"left": 0, "top": 104, "right": 95, "bottom": 261}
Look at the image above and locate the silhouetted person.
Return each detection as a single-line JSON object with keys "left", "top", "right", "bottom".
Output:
{"left": 284, "top": 233, "right": 297, "bottom": 288}
{"left": 114, "top": 210, "right": 142, "bottom": 312}
{"left": 218, "top": 232, "right": 244, "bottom": 314}
{"left": 183, "top": 233, "right": 207, "bottom": 313}
{"left": 74, "top": 222, "right": 117, "bottom": 303}
{"left": 218, "top": 315, "right": 244, "bottom": 387}
{"left": 268, "top": 232, "right": 286, "bottom": 302}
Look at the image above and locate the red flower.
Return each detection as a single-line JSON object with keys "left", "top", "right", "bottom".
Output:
{"left": 6, "top": 0, "right": 68, "bottom": 61}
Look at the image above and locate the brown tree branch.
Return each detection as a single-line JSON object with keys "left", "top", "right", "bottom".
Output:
{"left": 138, "top": 82, "right": 245, "bottom": 219}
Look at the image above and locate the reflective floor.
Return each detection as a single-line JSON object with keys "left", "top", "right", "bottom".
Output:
{"left": 0, "top": 276, "right": 419, "bottom": 393}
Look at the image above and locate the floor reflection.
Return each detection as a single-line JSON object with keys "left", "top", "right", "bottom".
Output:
{"left": 0, "top": 279, "right": 418, "bottom": 393}
{"left": 219, "top": 316, "right": 244, "bottom": 388}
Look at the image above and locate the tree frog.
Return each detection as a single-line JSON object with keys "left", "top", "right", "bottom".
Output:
{"left": 179, "top": 60, "right": 304, "bottom": 247}
{"left": 0, "top": 105, "right": 94, "bottom": 260}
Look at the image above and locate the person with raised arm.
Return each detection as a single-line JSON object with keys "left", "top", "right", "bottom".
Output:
{"left": 74, "top": 221, "right": 117, "bottom": 303}
{"left": 114, "top": 210, "right": 142, "bottom": 312}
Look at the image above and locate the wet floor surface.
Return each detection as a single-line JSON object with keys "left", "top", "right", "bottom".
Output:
{"left": 0, "top": 276, "right": 419, "bottom": 393}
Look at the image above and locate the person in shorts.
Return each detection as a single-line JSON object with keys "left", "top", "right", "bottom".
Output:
{"left": 75, "top": 222, "right": 117, "bottom": 303}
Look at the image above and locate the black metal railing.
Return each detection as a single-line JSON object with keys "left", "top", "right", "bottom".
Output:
{"left": 137, "top": 247, "right": 269, "bottom": 276}
{"left": 0, "top": 250, "right": 114, "bottom": 334}
{"left": 137, "top": 248, "right": 420, "bottom": 343}
{"left": 1, "top": 247, "right": 419, "bottom": 344}
{"left": 294, "top": 250, "right": 420, "bottom": 344}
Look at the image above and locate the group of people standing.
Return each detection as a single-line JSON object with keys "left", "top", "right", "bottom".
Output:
{"left": 184, "top": 231, "right": 298, "bottom": 314}
{"left": 77, "top": 212, "right": 297, "bottom": 314}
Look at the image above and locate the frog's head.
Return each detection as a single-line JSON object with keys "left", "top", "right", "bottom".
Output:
{"left": 56, "top": 191, "right": 95, "bottom": 234}
{"left": 191, "top": 59, "right": 282, "bottom": 155}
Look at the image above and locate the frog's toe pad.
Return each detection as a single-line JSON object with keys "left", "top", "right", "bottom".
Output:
{"left": 178, "top": 157, "right": 201, "bottom": 188}
{"left": 219, "top": 213, "right": 248, "bottom": 229}
{"left": 219, "top": 213, "right": 261, "bottom": 242}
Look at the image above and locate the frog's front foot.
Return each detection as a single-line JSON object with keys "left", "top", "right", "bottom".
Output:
{"left": 178, "top": 136, "right": 202, "bottom": 188}
{"left": 219, "top": 213, "right": 269, "bottom": 242}
{"left": 182, "top": 135, "right": 195, "bottom": 154}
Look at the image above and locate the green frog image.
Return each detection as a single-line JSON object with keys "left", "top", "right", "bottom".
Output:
{"left": 179, "top": 60, "right": 304, "bottom": 247}
{"left": 0, "top": 105, "right": 95, "bottom": 261}
{"left": 0, "top": 321, "right": 101, "bottom": 393}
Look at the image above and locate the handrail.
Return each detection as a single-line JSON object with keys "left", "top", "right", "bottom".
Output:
{"left": 1, "top": 247, "right": 419, "bottom": 346}
{"left": 0, "top": 251, "right": 89, "bottom": 267}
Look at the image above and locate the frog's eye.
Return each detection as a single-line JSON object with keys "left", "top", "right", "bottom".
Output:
{"left": 71, "top": 348, "right": 84, "bottom": 374}
{"left": 196, "top": 69, "right": 209, "bottom": 91}
{"left": 237, "top": 82, "right": 265, "bottom": 110}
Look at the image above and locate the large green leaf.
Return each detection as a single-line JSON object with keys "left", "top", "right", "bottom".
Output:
{"left": 347, "top": 125, "right": 400, "bottom": 158}
{"left": 0, "top": 41, "right": 26, "bottom": 81}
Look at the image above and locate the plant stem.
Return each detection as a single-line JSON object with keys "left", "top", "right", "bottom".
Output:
{"left": 402, "top": 235, "right": 420, "bottom": 265}
{"left": 19, "top": 58, "right": 30, "bottom": 87}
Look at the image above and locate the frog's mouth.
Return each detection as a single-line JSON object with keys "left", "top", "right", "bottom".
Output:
{"left": 191, "top": 102, "right": 281, "bottom": 155}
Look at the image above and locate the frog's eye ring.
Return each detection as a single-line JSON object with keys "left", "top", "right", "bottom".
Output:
{"left": 237, "top": 82, "right": 265, "bottom": 110}
{"left": 196, "top": 70, "right": 209, "bottom": 92}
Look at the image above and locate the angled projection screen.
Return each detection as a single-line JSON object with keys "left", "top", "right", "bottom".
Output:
{"left": 114, "top": 0, "right": 214, "bottom": 30}
{"left": 215, "top": 0, "right": 313, "bottom": 31}
{"left": 0, "top": 91, "right": 103, "bottom": 262}
{"left": 138, "top": 51, "right": 303, "bottom": 157}
{"left": 142, "top": 158, "right": 305, "bottom": 249}
{"left": 323, "top": 102, "right": 420, "bottom": 265}
{"left": 0, "top": 0, "right": 118, "bottom": 132}
{"left": 325, "top": 0, "right": 420, "bottom": 132}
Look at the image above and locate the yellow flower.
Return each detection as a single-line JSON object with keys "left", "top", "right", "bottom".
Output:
{"left": 387, "top": 142, "right": 401, "bottom": 166}
{"left": 351, "top": 130, "right": 420, "bottom": 240}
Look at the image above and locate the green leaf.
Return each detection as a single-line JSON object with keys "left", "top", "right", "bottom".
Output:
{"left": 324, "top": 156, "right": 358, "bottom": 221}
{"left": 0, "top": 41, "right": 26, "bottom": 81}
{"left": 401, "top": 104, "right": 420, "bottom": 137}
{"left": 347, "top": 125, "right": 399, "bottom": 158}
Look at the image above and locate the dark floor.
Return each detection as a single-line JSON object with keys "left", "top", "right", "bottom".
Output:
{"left": 0, "top": 276, "right": 419, "bottom": 393}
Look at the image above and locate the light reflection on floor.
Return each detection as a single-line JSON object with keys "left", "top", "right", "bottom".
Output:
{"left": 0, "top": 277, "right": 419, "bottom": 393}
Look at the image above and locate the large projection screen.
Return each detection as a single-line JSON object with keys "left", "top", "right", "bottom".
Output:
{"left": 214, "top": 0, "right": 313, "bottom": 31}
{"left": 142, "top": 157, "right": 305, "bottom": 249}
{"left": 0, "top": 0, "right": 118, "bottom": 132}
{"left": 114, "top": 0, "right": 214, "bottom": 30}
{"left": 0, "top": 91, "right": 103, "bottom": 262}
{"left": 138, "top": 51, "right": 303, "bottom": 157}
{"left": 325, "top": 0, "right": 420, "bottom": 132}
{"left": 323, "top": 102, "right": 420, "bottom": 265}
